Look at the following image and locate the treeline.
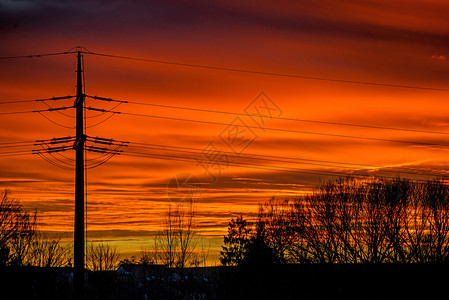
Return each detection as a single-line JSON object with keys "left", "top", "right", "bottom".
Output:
{"left": 0, "top": 190, "right": 71, "bottom": 267}
{"left": 221, "top": 177, "right": 449, "bottom": 265}
{"left": 0, "top": 189, "right": 123, "bottom": 270}
{"left": 0, "top": 188, "right": 210, "bottom": 271}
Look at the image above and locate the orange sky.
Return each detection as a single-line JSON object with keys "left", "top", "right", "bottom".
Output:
{"left": 1, "top": 0, "right": 449, "bottom": 260}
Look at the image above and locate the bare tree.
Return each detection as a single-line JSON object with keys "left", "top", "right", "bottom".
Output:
{"left": 418, "top": 180, "right": 449, "bottom": 262}
{"left": 191, "top": 240, "right": 211, "bottom": 267}
{"left": 28, "top": 233, "right": 72, "bottom": 267}
{"left": 155, "top": 204, "right": 199, "bottom": 268}
{"left": 175, "top": 205, "right": 198, "bottom": 268}
{"left": 199, "top": 240, "right": 211, "bottom": 267}
{"left": 139, "top": 242, "right": 159, "bottom": 265}
{"left": 156, "top": 205, "right": 178, "bottom": 268}
{"left": 225, "top": 177, "right": 449, "bottom": 265}
{"left": 257, "top": 198, "right": 296, "bottom": 263}
{"left": 86, "top": 243, "right": 121, "bottom": 271}
{"left": 0, "top": 189, "right": 37, "bottom": 266}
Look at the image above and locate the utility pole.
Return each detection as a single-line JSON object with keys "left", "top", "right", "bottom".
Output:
{"left": 73, "top": 50, "right": 85, "bottom": 300}
{"left": 30, "top": 49, "right": 127, "bottom": 299}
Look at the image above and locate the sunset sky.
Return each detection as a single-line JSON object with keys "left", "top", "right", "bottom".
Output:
{"left": 1, "top": 0, "right": 449, "bottom": 260}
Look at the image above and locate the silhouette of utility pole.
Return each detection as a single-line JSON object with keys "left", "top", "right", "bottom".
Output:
{"left": 73, "top": 50, "right": 85, "bottom": 300}
{"left": 32, "top": 49, "right": 127, "bottom": 300}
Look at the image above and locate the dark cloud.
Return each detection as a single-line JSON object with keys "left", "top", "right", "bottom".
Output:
{"left": 3, "top": 0, "right": 448, "bottom": 47}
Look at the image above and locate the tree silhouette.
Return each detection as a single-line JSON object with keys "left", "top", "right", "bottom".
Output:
{"left": 241, "top": 219, "right": 280, "bottom": 266}
{"left": 221, "top": 177, "right": 449, "bottom": 265}
{"left": 85, "top": 242, "right": 121, "bottom": 271}
{"left": 29, "top": 233, "right": 72, "bottom": 267}
{"left": 220, "top": 215, "right": 252, "bottom": 266}
{"left": 0, "top": 189, "right": 36, "bottom": 266}
{"left": 155, "top": 203, "right": 200, "bottom": 268}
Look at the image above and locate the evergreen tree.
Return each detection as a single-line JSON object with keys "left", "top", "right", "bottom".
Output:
{"left": 220, "top": 215, "right": 251, "bottom": 266}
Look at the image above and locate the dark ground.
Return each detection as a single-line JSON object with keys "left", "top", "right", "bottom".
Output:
{"left": 1, "top": 264, "right": 447, "bottom": 300}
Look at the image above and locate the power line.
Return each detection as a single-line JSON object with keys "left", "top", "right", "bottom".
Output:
{"left": 0, "top": 150, "right": 35, "bottom": 156}
{"left": 0, "top": 143, "right": 35, "bottom": 149}
{"left": 86, "top": 51, "right": 449, "bottom": 92}
{"left": 47, "top": 151, "right": 75, "bottom": 168}
{"left": 41, "top": 100, "right": 75, "bottom": 118}
{"left": 127, "top": 143, "right": 447, "bottom": 178}
{"left": 83, "top": 103, "right": 123, "bottom": 128}
{"left": 20, "top": 133, "right": 442, "bottom": 178}
{"left": 35, "top": 136, "right": 76, "bottom": 144}
{"left": 0, "top": 106, "right": 73, "bottom": 116}
{"left": 130, "top": 141, "right": 374, "bottom": 168}
{"left": 1, "top": 50, "right": 446, "bottom": 190}
{"left": 86, "top": 113, "right": 117, "bottom": 128}
{"left": 37, "top": 111, "right": 75, "bottom": 129}
{"left": 53, "top": 151, "right": 74, "bottom": 162}
{"left": 30, "top": 133, "right": 126, "bottom": 170}
{"left": 87, "top": 95, "right": 449, "bottom": 136}
{"left": 86, "top": 152, "right": 122, "bottom": 169}
{"left": 0, "top": 140, "right": 39, "bottom": 146}
{"left": 0, "top": 145, "right": 34, "bottom": 150}
{"left": 124, "top": 150, "right": 351, "bottom": 177}
{"left": 0, "top": 51, "right": 77, "bottom": 60}
{"left": 0, "top": 95, "right": 75, "bottom": 105}
{"left": 0, "top": 152, "right": 33, "bottom": 158}
{"left": 84, "top": 102, "right": 123, "bottom": 119}
{"left": 115, "top": 110, "right": 449, "bottom": 148}
{"left": 35, "top": 152, "right": 74, "bottom": 170}
{"left": 3, "top": 49, "right": 447, "bottom": 92}
{"left": 122, "top": 150, "right": 440, "bottom": 181}
{"left": 0, "top": 110, "right": 41, "bottom": 116}
{"left": 128, "top": 143, "right": 366, "bottom": 170}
